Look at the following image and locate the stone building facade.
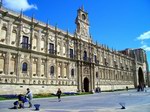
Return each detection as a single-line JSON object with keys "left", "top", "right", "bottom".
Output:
{"left": 0, "top": 7, "right": 149, "bottom": 94}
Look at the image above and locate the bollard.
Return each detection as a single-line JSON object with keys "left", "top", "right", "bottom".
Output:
{"left": 34, "top": 104, "right": 40, "bottom": 111}
{"left": 119, "top": 102, "right": 126, "bottom": 109}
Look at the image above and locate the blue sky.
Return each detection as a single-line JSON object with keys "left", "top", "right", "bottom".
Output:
{"left": 3, "top": 0, "right": 150, "bottom": 70}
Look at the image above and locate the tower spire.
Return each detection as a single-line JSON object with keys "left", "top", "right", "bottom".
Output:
{"left": 81, "top": 5, "right": 84, "bottom": 10}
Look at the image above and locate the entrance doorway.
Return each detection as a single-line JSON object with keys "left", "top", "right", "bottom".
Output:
{"left": 138, "top": 67, "right": 144, "bottom": 86}
{"left": 83, "top": 77, "right": 89, "bottom": 92}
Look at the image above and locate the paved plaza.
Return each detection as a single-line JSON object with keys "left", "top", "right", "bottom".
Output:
{"left": 0, "top": 88, "right": 150, "bottom": 112}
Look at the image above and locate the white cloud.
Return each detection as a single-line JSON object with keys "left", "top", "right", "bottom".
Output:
{"left": 141, "top": 45, "right": 150, "bottom": 51}
{"left": 137, "top": 31, "right": 150, "bottom": 52}
{"left": 137, "top": 31, "right": 150, "bottom": 40}
{"left": 3, "top": 0, "right": 37, "bottom": 12}
{"left": 140, "top": 40, "right": 144, "bottom": 44}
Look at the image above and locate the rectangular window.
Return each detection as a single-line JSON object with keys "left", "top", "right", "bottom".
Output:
{"left": 94, "top": 55, "right": 97, "bottom": 63}
{"left": 70, "top": 49, "right": 74, "bottom": 58}
{"left": 49, "top": 43, "right": 55, "bottom": 54}
{"left": 22, "top": 36, "right": 29, "bottom": 49}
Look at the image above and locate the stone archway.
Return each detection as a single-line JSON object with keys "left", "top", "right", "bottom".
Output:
{"left": 138, "top": 67, "right": 144, "bottom": 86}
{"left": 83, "top": 77, "right": 89, "bottom": 92}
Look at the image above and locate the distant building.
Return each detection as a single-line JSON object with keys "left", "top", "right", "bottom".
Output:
{"left": 0, "top": 6, "right": 149, "bottom": 94}
{"left": 119, "top": 48, "right": 149, "bottom": 87}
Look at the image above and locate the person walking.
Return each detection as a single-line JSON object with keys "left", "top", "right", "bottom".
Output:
{"left": 26, "top": 88, "right": 33, "bottom": 108}
{"left": 56, "top": 88, "right": 62, "bottom": 102}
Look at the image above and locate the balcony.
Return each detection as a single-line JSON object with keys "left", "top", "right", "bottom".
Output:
{"left": 21, "top": 43, "right": 31, "bottom": 49}
{"left": 95, "top": 60, "right": 99, "bottom": 64}
{"left": 83, "top": 57, "right": 91, "bottom": 62}
{"left": 105, "top": 61, "right": 109, "bottom": 66}
{"left": 126, "top": 65, "right": 129, "bottom": 70}
{"left": 49, "top": 49, "right": 56, "bottom": 55}
{"left": 70, "top": 54, "right": 76, "bottom": 59}
{"left": 121, "top": 66, "right": 124, "bottom": 69}
{"left": 115, "top": 64, "right": 118, "bottom": 68}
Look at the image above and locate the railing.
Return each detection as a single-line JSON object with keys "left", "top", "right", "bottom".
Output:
{"left": 95, "top": 60, "right": 99, "bottom": 64}
{"left": 83, "top": 57, "right": 91, "bottom": 62}
{"left": 49, "top": 49, "right": 56, "bottom": 55}
{"left": 104, "top": 61, "right": 109, "bottom": 66}
{"left": 70, "top": 54, "right": 77, "bottom": 59}
{"left": 21, "top": 43, "right": 31, "bottom": 49}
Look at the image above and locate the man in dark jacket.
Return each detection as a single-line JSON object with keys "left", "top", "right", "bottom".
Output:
{"left": 56, "top": 88, "right": 62, "bottom": 102}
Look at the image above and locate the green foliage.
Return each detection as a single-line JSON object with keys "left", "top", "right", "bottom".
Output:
{"left": 0, "top": 97, "right": 7, "bottom": 100}
{"left": 0, "top": 97, "right": 16, "bottom": 101}
{"left": 76, "top": 92, "right": 93, "bottom": 95}
{"left": 33, "top": 93, "right": 56, "bottom": 98}
{"left": 0, "top": 92, "right": 92, "bottom": 100}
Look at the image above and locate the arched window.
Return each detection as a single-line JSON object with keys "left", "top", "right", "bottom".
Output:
{"left": 22, "top": 62, "right": 27, "bottom": 72}
{"left": 71, "top": 69, "right": 74, "bottom": 77}
{"left": 50, "top": 66, "right": 54, "bottom": 75}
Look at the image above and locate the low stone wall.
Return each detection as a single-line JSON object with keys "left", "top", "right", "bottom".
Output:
{"left": 0, "top": 84, "right": 77, "bottom": 95}
{"left": 100, "top": 85, "right": 134, "bottom": 91}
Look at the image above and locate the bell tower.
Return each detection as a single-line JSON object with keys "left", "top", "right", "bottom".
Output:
{"left": 75, "top": 7, "right": 91, "bottom": 42}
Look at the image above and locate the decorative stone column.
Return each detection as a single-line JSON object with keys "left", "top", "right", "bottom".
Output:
{"left": 77, "top": 62, "right": 82, "bottom": 92}
{"left": 16, "top": 53, "right": 21, "bottom": 82}
{"left": 45, "top": 58, "right": 49, "bottom": 84}
{"left": 37, "top": 30, "right": 41, "bottom": 51}
{"left": 67, "top": 63, "right": 69, "bottom": 79}
{"left": 29, "top": 56, "right": 32, "bottom": 84}
{"left": 7, "top": 21, "right": 12, "bottom": 45}
{"left": 37, "top": 57, "right": 41, "bottom": 77}
{"left": 90, "top": 64, "right": 94, "bottom": 92}
{"left": 56, "top": 60, "right": 58, "bottom": 82}
{"left": 62, "top": 62, "right": 64, "bottom": 78}
{"left": 4, "top": 52, "right": 10, "bottom": 75}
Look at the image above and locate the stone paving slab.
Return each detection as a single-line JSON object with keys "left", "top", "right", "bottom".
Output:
{"left": 1, "top": 105, "right": 150, "bottom": 112}
{"left": 0, "top": 89, "right": 150, "bottom": 112}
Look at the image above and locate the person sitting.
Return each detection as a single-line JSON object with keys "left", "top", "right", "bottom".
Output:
{"left": 10, "top": 94, "right": 26, "bottom": 109}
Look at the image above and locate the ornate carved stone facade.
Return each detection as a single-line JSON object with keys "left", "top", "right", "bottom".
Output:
{"left": 0, "top": 7, "right": 149, "bottom": 94}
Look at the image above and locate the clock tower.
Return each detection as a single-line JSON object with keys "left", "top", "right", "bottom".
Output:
{"left": 75, "top": 7, "right": 91, "bottom": 42}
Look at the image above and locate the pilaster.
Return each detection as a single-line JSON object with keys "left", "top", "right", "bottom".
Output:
{"left": 46, "top": 58, "right": 49, "bottom": 84}
{"left": 89, "top": 64, "right": 94, "bottom": 91}
{"left": 7, "top": 21, "right": 12, "bottom": 45}
{"left": 4, "top": 52, "right": 10, "bottom": 75}
{"left": 37, "top": 57, "right": 41, "bottom": 77}
{"left": 62, "top": 62, "right": 64, "bottom": 78}
{"left": 29, "top": 55, "right": 32, "bottom": 84}
{"left": 16, "top": 53, "right": 21, "bottom": 82}
{"left": 77, "top": 61, "right": 82, "bottom": 92}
